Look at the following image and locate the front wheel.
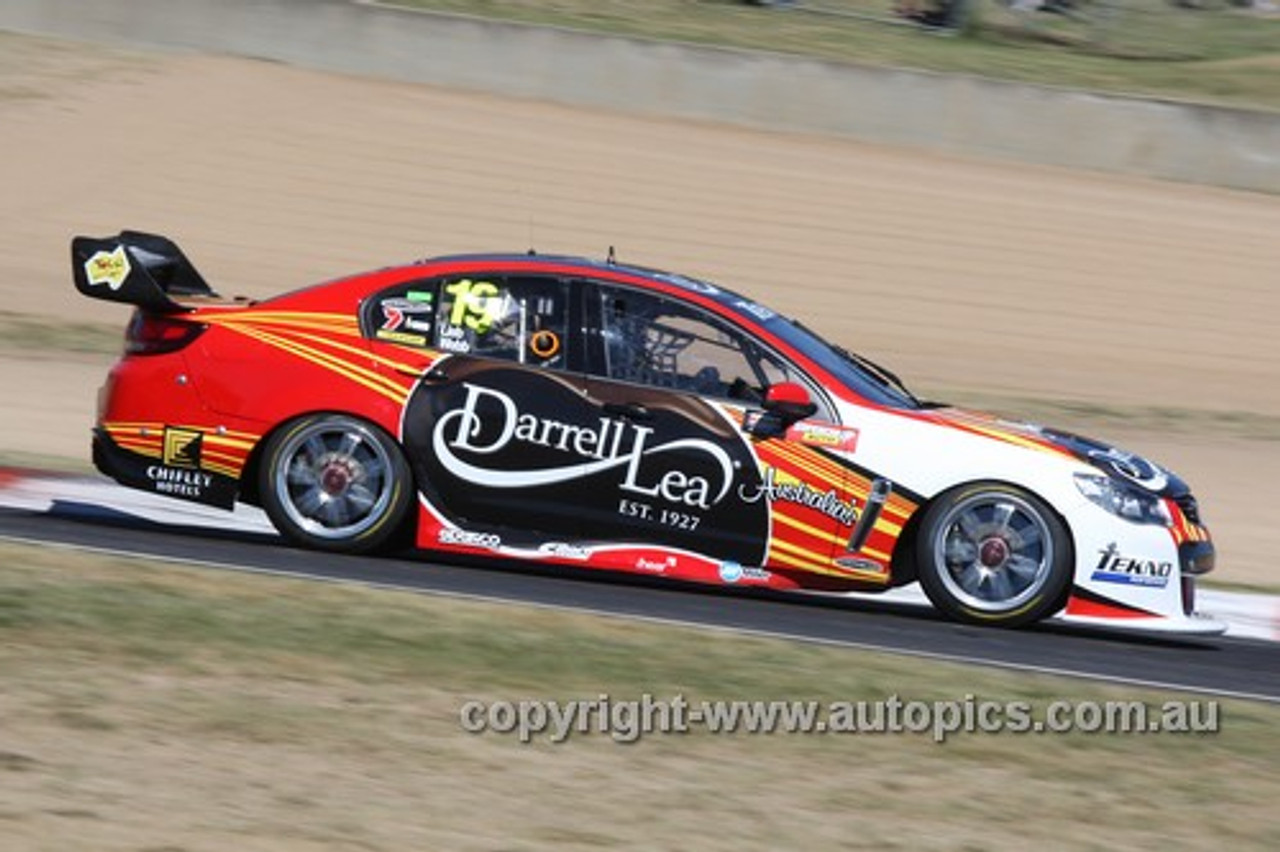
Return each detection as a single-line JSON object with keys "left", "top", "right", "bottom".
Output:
{"left": 259, "top": 414, "right": 414, "bottom": 554}
{"left": 915, "top": 483, "right": 1072, "bottom": 627}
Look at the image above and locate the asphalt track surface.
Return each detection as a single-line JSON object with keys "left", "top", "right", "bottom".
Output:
{"left": 3, "top": 500, "right": 1278, "bottom": 703}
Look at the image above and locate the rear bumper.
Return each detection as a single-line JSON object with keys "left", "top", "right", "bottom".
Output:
{"left": 93, "top": 427, "right": 238, "bottom": 510}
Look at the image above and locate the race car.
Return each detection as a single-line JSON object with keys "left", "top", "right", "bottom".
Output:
{"left": 73, "top": 231, "right": 1220, "bottom": 634}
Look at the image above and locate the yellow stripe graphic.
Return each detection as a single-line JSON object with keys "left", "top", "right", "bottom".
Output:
{"left": 209, "top": 311, "right": 358, "bottom": 332}
{"left": 228, "top": 325, "right": 409, "bottom": 404}
{"left": 279, "top": 327, "right": 429, "bottom": 376}
{"left": 771, "top": 509, "right": 844, "bottom": 549}
{"left": 768, "top": 547, "right": 830, "bottom": 574}
{"left": 758, "top": 442, "right": 915, "bottom": 521}
{"left": 768, "top": 542, "right": 888, "bottom": 583}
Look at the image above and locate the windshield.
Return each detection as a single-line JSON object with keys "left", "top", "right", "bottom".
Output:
{"left": 764, "top": 317, "right": 922, "bottom": 409}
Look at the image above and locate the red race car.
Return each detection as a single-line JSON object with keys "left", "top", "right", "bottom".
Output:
{"left": 72, "top": 231, "right": 1219, "bottom": 633}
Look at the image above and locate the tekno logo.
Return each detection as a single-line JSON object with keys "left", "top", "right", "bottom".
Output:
{"left": 431, "top": 382, "right": 735, "bottom": 510}
{"left": 1090, "top": 543, "right": 1172, "bottom": 588}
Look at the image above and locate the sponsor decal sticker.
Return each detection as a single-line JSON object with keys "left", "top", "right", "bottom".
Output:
{"left": 738, "top": 467, "right": 859, "bottom": 526}
{"left": 1090, "top": 543, "right": 1172, "bottom": 588}
{"left": 162, "top": 427, "right": 203, "bottom": 469}
{"left": 380, "top": 297, "right": 435, "bottom": 332}
{"left": 719, "top": 561, "right": 771, "bottom": 583}
{"left": 787, "top": 422, "right": 859, "bottom": 453}
{"left": 834, "top": 555, "right": 884, "bottom": 573}
{"left": 537, "top": 542, "right": 592, "bottom": 561}
{"left": 146, "top": 465, "right": 213, "bottom": 498}
{"left": 437, "top": 325, "right": 472, "bottom": 353}
{"left": 83, "top": 245, "right": 131, "bottom": 291}
{"left": 733, "top": 300, "right": 775, "bottom": 321}
{"left": 656, "top": 272, "right": 718, "bottom": 295}
{"left": 438, "top": 528, "right": 502, "bottom": 550}
{"left": 529, "top": 329, "right": 561, "bottom": 359}
{"left": 1090, "top": 448, "right": 1169, "bottom": 492}
{"left": 636, "top": 555, "right": 677, "bottom": 573}
{"left": 376, "top": 329, "right": 428, "bottom": 346}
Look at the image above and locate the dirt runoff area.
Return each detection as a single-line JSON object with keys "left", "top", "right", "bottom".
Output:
{"left": 1, "top": 31, "right": 1277, "bottom": 588}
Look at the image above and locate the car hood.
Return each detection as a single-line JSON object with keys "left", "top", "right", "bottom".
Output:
{"left": 921, "top": 406, "right": 1189, "bottom": 498}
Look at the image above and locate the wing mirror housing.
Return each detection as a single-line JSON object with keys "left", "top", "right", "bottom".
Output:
{"left": 745, "top": 382, "right": 817, "bottom": 438}
{"left": 764, "top": 382, "right": 817, "bottom": 422}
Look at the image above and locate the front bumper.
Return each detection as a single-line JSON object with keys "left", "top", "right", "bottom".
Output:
{"left": 1180, "top": 540, "right": 1215, "bottom": 576}
{"left": 1063, "top": 494, "right": 1222, "bottom": 634}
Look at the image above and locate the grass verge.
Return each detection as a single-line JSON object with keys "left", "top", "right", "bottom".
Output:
{"left": 385, "top": 0, "right": 1280, "bottom": 111}
{"left": 0, "top": 449, "right": 95, "bottom": 475}
{"left": 0, "top": 540, "right": 1277, "bottom": 849}
{"left": 0, "top": 311, "right": 123, "bottom": 358}
{"left": 0, "top": 31, "right": 152, "bottom": 102}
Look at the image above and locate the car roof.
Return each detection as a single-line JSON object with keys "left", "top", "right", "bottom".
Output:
{"left": 258, "top": 250, "right": 767, "bottom": 332}
{"left": 417, "top": 251, "right": 748, "bottom": 304}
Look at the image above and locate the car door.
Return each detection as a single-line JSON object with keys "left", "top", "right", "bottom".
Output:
{"left": 372, "top": 274, "right": 594, "bottom": 543}
{"left": 577, "top": 281, "right": 856, "bottom": 572}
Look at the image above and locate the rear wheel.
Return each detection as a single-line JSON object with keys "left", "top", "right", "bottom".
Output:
{"left": 916, "top": 483, "right": 1072, "bottom": 627}
{"left": 259, "top": 414, "right": 413, "bottom": 553}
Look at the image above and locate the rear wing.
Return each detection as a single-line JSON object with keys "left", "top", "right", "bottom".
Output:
{"left": 72, "top": 231, "right": 219, "bottom": 313}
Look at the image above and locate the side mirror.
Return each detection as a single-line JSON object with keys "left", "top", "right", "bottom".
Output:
{"left": 744, "top": 382, "right": 816, "bottom": 439}
{"left": 763, "top": 382, "right": 817, "bottom": 423}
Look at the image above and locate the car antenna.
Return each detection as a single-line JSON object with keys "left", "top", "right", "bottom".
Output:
{"left": 607, "top": 245, "right": 616, "bottom": 265}
{"left": 526, "top": 205, "right": 536, "bottom": 256}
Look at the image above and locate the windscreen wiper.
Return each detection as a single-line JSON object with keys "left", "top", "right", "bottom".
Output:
{"left": 789, "top": 318, "right": 928, "bottom": 408}
{"left": 831, "top": 343, "right": 922, "bottom": 408}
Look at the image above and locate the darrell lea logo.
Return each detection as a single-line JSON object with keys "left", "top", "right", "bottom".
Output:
{"left": 432, "top": 383, "right": 735, "bottom": 509}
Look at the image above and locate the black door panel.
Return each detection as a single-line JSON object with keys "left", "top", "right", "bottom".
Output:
{"left": 402, "top": 358, "right": 768, "bottom": 563}
{"left": 402, "top": 359, "right": 588, "bottom": 540}
{"left": 580, "top": 377, "right": 768, "bottom": 565}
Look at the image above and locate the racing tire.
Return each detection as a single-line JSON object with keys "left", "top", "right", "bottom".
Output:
{"left": 915, "top": 482, "right": 1072, "bottom": 627}
{"left": 259, "top": 414, "right": 414, "bottom": 554}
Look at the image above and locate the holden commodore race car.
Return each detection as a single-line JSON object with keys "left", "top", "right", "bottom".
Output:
{"left": 73, "top": 231, "right": 1221, "bottom": 634}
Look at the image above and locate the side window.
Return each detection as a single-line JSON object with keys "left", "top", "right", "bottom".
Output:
{"left": 594, "top": 286, "right": 755, "bottom": 396}
{"left": 593, "top": 284, "right": 835, "bottom": 420}
{"left": 364, "top": 276, "right": 569, "bottom": 370}
{"left": 435, "top": 276, "right": 568, "bottom": 369}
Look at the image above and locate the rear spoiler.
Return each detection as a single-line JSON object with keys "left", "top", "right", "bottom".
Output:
{"left": 72, "top": 231, "right": 219, "bottom": 314}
